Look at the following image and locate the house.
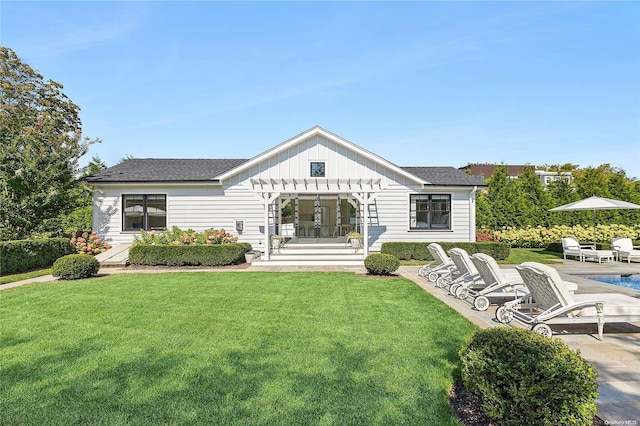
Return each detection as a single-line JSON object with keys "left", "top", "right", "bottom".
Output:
{"left": 459, "top": 163, "right": 572, "bottom": 187}
{"left": 86, "top": 126, "right": 483, "bottom": 259}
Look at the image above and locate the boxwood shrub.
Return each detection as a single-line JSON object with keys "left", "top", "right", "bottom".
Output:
{"left": 0, "top": 238, "right": 75, "bottom": 275}
{"left": 128, "top": 243, "right": 252, "bottom": 266}
{"left": 51, "top": 254, "right": 100, "bottom": 280}
{"left": 381, "top": 242, "right": 510, "bottom": 261}
{"left": 364, "top": 253, "right": 400, "bottom": 275}
{"left": 459, "top": 327, "right": 598, "bottom": 426}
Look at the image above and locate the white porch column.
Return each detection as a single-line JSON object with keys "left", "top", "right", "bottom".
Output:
{"left": 264, "top": 195, "right": 270, "bottom": 260}
{"left": 351, "top": 192, "right": 370, "bottom": 258}
{"left": 263, "top": 192, "right": 280, "bottom": 260}
{"left": 363, "top": 193, "right": 369, "bottom": 257}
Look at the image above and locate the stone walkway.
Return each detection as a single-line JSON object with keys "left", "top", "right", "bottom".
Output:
{"left": 3, "top": 259, "right": 639, "bottom": 422}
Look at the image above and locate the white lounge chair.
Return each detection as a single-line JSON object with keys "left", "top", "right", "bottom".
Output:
{"left": 611, "top": 237, "right": 640, "bottom": 263}
{"left": 470, "top": 254, "right": 579, "bottom": 311}
{"left": 497, "top": 262, "right": 640, "bottom": 340}
{"left": 419, "top": 243, "right": 459, "bottom": 283}
{"left": 561, "top": 237, "right": 594, "bottom": 261}
{"left": 468, "top": 253, "right": 530, "bottom": 311}
{"left": 445, "top": 248, "right": 486, "bottom": 297}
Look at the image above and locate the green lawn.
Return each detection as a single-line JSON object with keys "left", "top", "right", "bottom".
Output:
{"left": 500, "top": 248, "right": 563, "bottom": 264}
{"left": 1, "top": 272, "right": 476, "bottom": 425}
{"left": 0, "top": 268, "right": 51, "bottom": 285}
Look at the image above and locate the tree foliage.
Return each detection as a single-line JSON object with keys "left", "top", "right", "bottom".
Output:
{"left": 0, "top": 47, "right": 98, "bottom": 239}
{"left": 477, "top": 163, "right": 640, "bottom": 230}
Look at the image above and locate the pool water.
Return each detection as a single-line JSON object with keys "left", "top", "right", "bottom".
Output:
{"left": 584, "top": 274, "right": 640, "bottom": 291}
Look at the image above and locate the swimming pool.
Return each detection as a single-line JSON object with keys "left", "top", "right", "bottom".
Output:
{"left": 581, "top": 274, "right": 640, "bottom": 291}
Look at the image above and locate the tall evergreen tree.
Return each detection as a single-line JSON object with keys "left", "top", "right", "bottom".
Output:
{"left": 516, "top": 165, "right": 552, "bottom": 228}
{"left": 482, "top": 166, "right": 521, "bottom": 228}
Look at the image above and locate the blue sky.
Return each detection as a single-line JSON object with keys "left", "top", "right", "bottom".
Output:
{"left": 2, "top": 1, "right": 639, "bottom": 178}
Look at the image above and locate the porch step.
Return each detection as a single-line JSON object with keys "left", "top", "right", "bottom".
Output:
{"left": 269, "top": 253, "right": 364, "bottom": 261}
{"left": 252, "top": 242, "right": 366, "bottom": 268}
{"left": 250, "top": 259, "right": 365, "bottom": 268}
{"left": 95, "top": 244, "right": 131, "bottom": 267}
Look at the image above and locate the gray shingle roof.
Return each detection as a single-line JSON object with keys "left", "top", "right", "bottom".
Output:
{"left": 84, "top": 159, "right": 248, "bottom": 182}
{"left": 401, "top": 167, "right": 486, "bottom": 186}
{"left": 85, "top": 159, "right": 485, "bottom": 186}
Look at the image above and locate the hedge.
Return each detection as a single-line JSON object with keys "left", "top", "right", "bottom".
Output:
{"left": 380, "top": 242, "right": 510, "bottom": 261}
{"left": 128, "top": 243, "right": 252, "bottom": 266}
{"left": 0, "top": 238, "right": 75, "bottom": 275}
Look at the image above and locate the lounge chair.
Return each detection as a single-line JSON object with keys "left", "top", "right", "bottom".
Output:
{"left": 470, "top": 254, "right": 579, "bottom": 311}
{"left": 497, "top": 262, "right": 640, "bottom": 340}
{"left": 468, "top": 253, "right": 530, "bottom": 311}
{"left": 611, "top": 237, "right": 640, "bottom": 263}
{"left": 445, "top": 248, "right": 486, "bottom": 297}
{"left": 561, "top": 237, "right": 594, "bottom": 261}
{"left": 418, "top": 243, "right": 459, "bottom": 283}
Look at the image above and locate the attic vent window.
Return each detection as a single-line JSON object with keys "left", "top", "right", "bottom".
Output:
{"left": 310, "top": 161, "right": 325, "bottom": 178}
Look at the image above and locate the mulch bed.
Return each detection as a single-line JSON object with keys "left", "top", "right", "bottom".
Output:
{"left": 449, "top": 383, "right": 605, "bottom": 426}
{"left": 122, "top": 263, "right": 252, "bottom": 271}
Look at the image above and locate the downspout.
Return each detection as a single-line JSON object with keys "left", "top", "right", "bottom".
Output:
{"left": 469, "top": 186, "right": 478, "bottom": 242}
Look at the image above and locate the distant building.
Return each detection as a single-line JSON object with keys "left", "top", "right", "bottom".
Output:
{"left": 459, "top": 164, "right": 572, "bottom": 187}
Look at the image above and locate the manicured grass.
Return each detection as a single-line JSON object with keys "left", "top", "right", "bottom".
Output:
{"left": 1, "top": 272, "right": 476, "bottom": 425}
{"left": 0, "top": 268, "right": 51, "bottom": 285}
{"left": 500, "top": 248, "right": 563, "bottom": 264}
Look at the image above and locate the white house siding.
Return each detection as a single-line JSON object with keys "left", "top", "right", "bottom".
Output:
{"left": 92, "top": 133, "right": 477, "bottom": 249}
{"left": 92, "top": 184, "right": 266, "bottom": 247}
{"left": 367, "top": 183, "right": 473, "bottom": 251}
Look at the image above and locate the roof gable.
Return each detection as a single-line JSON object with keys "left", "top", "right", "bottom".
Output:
{"left": 85, "top": 127, "right": 482, "bottom": 187}
{"left": 215, "top": 126, "right": 427, "bottom": 185}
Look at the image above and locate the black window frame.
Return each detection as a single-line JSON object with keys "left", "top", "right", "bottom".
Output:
{"left": 310, "top": 161, "right": 326, "bottom": 177}
{"left": 122, "top": 194, "right": 166, "bottom": 231}
{"left": 409, "top": 194, "right": 451, "bottom": 230}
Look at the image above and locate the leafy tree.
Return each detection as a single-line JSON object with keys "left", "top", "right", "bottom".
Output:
{"left": 546, "top": 176, "right": 579, "bottom": 226}
{"left": 84, "top": 155, "right": 107, "bottom": 178}
{"left": 35, "top": 155, "right": 108, "bottom": 235}
{"left": 0, "top": 47, "right": 98, "bottom": 239}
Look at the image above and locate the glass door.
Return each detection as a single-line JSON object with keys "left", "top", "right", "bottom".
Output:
{"left": 280, "top": 194, "right": 358, "bottom": 243}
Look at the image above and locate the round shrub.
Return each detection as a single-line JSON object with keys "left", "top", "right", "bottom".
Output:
{"left": 364, "top": 253, "right": 400, "bottom": 275}
{"left": 51, "top": 254, "right": 100, "bottom": 280}
{"left": 459, "top": 327, "right": 598, "bottom": 426}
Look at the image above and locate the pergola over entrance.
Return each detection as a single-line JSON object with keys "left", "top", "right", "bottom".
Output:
{"left": 251, "top": 178, "right": 385, "bottom": 260}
